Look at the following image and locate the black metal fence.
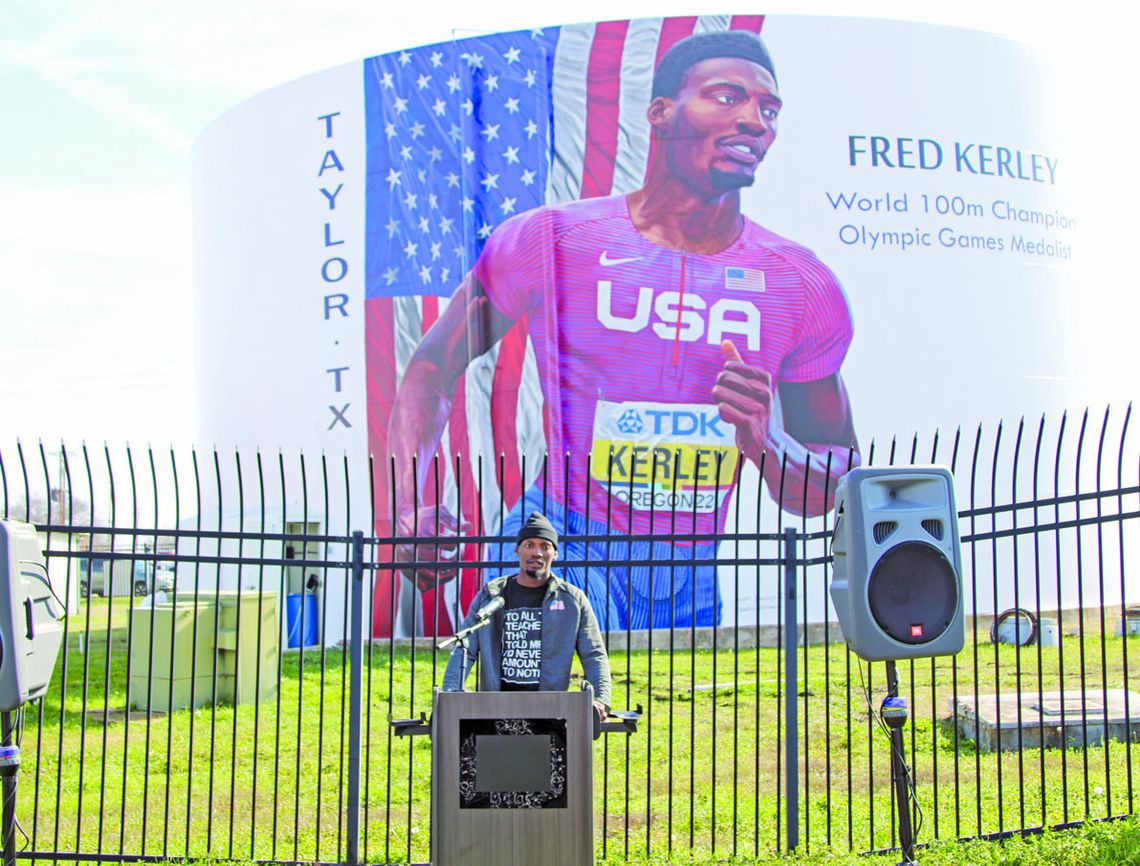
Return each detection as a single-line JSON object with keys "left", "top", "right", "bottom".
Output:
{"left": 0, "top": 405, "right": 1137, "bottom": 864}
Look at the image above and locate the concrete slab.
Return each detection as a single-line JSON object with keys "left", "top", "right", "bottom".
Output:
{"left": 953, "top": 689, "right": 1140, "bottom": 752}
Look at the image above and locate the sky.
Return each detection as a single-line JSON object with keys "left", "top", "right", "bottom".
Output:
{"left": 1, "top": 0, "right": 1136, "bottom": 451}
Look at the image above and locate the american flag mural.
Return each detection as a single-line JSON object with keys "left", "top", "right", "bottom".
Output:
{"left": 365, "top": 16, "right": 766, "bottom": 637}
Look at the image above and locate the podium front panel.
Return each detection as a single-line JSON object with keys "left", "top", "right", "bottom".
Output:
{"left": 431, "top": 690, "right": 593, "bottom": 866}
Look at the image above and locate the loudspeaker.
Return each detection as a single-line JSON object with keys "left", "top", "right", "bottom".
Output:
{"left": 0, "top": 521, "right": 64, "bottom": 711}
{"left": 829, "top": 467, "right": 964, "bottom": 661}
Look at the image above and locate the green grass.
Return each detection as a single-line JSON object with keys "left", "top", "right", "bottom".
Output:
{"left": 13, "top": 598, "right": 1140, "bottom": 864}
{"left": 597, "top": 815, "right": 1140, "bottom": 864}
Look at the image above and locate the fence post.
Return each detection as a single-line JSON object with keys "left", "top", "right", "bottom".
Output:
{"left": 346, "top": 530, "right": 365, "bottom": 866}
{"left": 784, "top": 526, "right": 799, "bottom": 853}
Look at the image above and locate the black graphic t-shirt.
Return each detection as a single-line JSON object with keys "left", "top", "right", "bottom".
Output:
{"left": 499, "top": 578, "right": 547, "bottom": 691}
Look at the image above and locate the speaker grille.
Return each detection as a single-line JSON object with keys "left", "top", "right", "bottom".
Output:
{"left": 872, "top": 521, "right": 898, "bottom": 544}
{"left": 867, "top": 541, "right": 958, "bottom": 645}
{"left": 921, "top": 519, "right": 945, "bottom": 540}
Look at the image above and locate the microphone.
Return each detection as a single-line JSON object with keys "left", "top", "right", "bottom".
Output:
{"left": 438, "top": 595, "right": 505, "bottom": 652}
{"left": 473, "top": 596, "right": 505, "bottom": 622}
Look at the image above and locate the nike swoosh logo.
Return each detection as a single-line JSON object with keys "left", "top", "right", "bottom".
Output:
{"left": 599, "top": 251, "right": 644, "bottom": 267}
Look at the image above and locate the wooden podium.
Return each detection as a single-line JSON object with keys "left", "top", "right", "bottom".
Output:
{"left": 430, "top": 687, "right": 595, "bottom": 866}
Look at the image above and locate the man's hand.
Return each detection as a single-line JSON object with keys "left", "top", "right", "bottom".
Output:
{"left": 712, "top": 339, "right": 773, "bottom": 466}
{"left": 394, "top": 504, "right": 471, "bottom": 593}
{"left": 593, "top": 701, "right": 608, "bottom": 722}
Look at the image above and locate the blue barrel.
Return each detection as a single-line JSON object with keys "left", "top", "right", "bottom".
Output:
{"left": 285, "top": 593, "right": 319, "bottom": 648}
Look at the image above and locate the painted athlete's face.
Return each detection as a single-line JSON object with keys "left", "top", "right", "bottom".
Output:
{"left": 516, "top": 537, "right": 556, "bottom": 584}
{"left": 649, "top": 56, "right": 782, "bottom": 198}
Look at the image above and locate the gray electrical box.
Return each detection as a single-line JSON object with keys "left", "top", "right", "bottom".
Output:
{"left": 0, "top": 520, "right": 64, "bottom": 710}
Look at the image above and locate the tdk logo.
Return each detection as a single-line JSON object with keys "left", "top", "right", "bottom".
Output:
{"left": 616, "top": 409, "right": 644, "bottom": 434}
{"left": 596, "top": 281, "right": 760, "bottom": 351}
{"left": 641, "top": 408, "right": 726, "bottom": 438}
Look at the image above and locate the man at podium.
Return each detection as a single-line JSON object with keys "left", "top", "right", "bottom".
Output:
{"left": 443, "top": 512, "right": 612, "bottom": 717}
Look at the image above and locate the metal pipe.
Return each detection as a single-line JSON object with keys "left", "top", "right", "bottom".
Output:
{"left": 784, "top": 526, "right": 798, "bottom": 853}
{"left": 345, "top": 530, "right": 365, "bottom": 866}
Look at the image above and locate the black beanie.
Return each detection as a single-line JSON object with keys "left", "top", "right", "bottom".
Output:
{"left": 516, "top": 512, "right": 558, "bottom": 549}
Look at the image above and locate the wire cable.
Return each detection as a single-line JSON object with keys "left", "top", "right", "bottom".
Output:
{"left": 857, "top": 660, "right": 926, "bottom": 845}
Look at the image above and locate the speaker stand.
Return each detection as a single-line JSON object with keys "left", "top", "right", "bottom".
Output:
{"left": 0, "top": 712, "right": 18, "bottom": 866}
{"left": 883, "top": 660, "right": 917, "bottom": 866}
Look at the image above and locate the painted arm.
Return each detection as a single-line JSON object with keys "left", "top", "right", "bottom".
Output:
{"left": 713, "top": 341, "right": 859, "bottom": 517}
{"left": 388, "top": 276, "right": 515, "bottom": 587}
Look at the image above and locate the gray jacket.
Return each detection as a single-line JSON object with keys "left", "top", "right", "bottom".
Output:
{"left": 442, "top": 574, "right": 612, "bottom": 708}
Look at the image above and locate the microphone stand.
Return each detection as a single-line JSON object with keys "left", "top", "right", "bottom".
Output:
{"left": 393, "top": 608, "right": 502, "bottom": 741}
{"left": 438, "top": 615, "right": 497, "bottom": 688}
